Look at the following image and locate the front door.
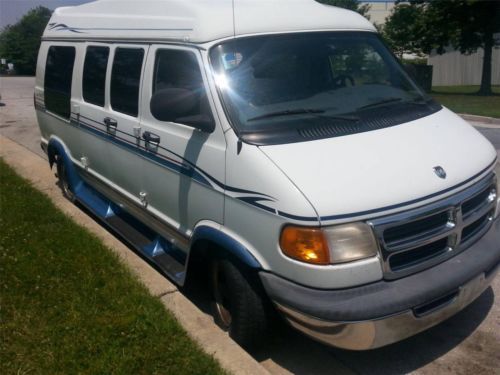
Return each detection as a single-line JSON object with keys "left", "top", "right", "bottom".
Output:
{"left": 139, "top": 45, "right": 226, "bottom": 236}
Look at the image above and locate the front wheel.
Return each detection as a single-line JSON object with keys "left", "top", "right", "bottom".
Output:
{"left": 211, "top": 258, "right": 268, "bottom": 350}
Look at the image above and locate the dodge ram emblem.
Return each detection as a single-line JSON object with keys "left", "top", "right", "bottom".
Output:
{"left": 433, "top": 166, "right": 447, "bottom": 179}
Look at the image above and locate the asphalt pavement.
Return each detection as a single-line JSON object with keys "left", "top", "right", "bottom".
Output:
{"left": 1, "top": 76, "right": 499, "bottom": 375}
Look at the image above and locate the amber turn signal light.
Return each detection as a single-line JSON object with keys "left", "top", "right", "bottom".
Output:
{"left": 279, "top": 226, "right": 330, "bottom": 265}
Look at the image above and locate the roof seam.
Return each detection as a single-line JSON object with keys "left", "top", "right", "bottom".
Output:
{"left": 232, "top": 0, "right": 236, "bottom": 38}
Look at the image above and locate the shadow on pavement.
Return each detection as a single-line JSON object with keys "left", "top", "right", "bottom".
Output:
{"left": 254, "top": 287, "right": 495, "bottom": 375}
{"left": 69, "top": 195, "right": 496, "bottom": 375}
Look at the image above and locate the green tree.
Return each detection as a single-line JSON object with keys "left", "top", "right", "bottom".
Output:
{"left": 382, "top": 4, "right": 425, "bottom": 58}
{"left": 316, "top": 0, "right": 371, "bottom": 20}
{"left": 0, "top": 6, "right": 52, "bottom": 75}
{"left": 389, "top": 0, "right": 500, "bottom": 95}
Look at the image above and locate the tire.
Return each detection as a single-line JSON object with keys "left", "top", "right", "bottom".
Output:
{"left": 211, "top": 258, "right": 268, "bottom": 350}
{"left": 55, "top": 154, "right": 75, "bottom": 202}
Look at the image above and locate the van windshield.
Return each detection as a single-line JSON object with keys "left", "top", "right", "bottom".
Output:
{"left": 209, "top": 32, "right": 441, "bottom": 145}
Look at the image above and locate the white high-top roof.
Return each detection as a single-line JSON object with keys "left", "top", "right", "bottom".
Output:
{"left": 44, "top": 0, "right": 376, "bottom": 43}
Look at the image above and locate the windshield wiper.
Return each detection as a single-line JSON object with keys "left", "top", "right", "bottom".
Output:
{"left": 357, "top": 97, "right": 403, "bottom": 111}
{"left": 322, "top": 114, "right": 359, "bottom": 121}
{"left": 405, "top": 97, "right": 432, "bottom": 105}
{"left": 247, "top": 108, "right": 325, "bottom": 122}
{"left": 247, "top": 108, "right": 360, "bottom": 122}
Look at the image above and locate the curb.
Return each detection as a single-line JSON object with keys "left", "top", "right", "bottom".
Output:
{"left": 0, "top": 135, "right": 269, "bottom": 375}
{"left": 459, "top": 113, "right": 500, "bottom": 125}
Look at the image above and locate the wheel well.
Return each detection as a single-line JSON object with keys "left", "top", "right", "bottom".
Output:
{"left": 185, "top": 238, "right": 252, "bottom": 287}
{"left": 188, "top": 238, "right": 224, "bottom": 264}
{"left": 187, "top": 235, "right": 261, "bottom": 272}
{"left": 186, "top": 237, "right": 276, "bottom": 342}
{"left": 47, "top": 143, "right": 59, "bottom": 169}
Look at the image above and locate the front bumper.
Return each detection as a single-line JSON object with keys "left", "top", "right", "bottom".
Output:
{"left": 260, "top": 217, "right": 500, "bottom": 350}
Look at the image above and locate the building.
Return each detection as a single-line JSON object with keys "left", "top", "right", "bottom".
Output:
{"left": 362, "top": 0, "right": 394, "bottom": 26}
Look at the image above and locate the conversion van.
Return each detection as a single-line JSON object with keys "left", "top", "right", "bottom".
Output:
{"left": 35, "top": 0, "right": 500, "bottom": 350}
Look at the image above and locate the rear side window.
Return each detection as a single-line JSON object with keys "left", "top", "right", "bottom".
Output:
{"left": 110, "top": 48, "right": 144, "bottom": 117}
{"left": 45, "top": 46, "right": 75, "bottom": 119}
{"left": 83, "top": 46, "right": 109, "bottom": 107}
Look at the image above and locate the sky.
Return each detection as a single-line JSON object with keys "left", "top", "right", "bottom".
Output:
{"left": 0, "top": 0, "right": 394, "bottom": 29}
{"left": 0, "top": 0, "right": 93, "bottom": 28}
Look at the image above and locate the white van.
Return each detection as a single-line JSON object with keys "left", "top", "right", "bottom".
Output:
{"left": 35, "top": 0, "right": 500, "bottom": 350}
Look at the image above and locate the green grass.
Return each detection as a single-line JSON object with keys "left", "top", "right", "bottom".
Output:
{"left": 0, "top": 159, "right": 224, "bottom": 375}
{"left": 431, "top": 85, "right": 500, "bottom": 118}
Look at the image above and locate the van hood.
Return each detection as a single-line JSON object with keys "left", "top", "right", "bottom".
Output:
{"left": 259, "top": 108, "right": 497, "bottom": 223}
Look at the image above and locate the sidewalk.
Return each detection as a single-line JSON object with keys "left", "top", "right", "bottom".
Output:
{"left": 459, "top": 114, "right": 500, "bottom": 126}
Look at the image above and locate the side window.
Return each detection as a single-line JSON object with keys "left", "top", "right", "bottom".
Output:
{"left": 82, "top": 46, "right": 109, "bottom": 107}
{"left": 151, "top": 49, "right": 213, "bottom": 125}
{"left": 110, "top": 48, "right": 144, "bottom": 117}
{"left": 45, "top": 46, "right": 76, "bottom": 119}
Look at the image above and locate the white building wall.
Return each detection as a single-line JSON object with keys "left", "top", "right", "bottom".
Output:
{"left": 363, "top": 1, "right": 394, "bottom": 26}
{"left": 428, "top": 48, "right": 500, "bottom": 86}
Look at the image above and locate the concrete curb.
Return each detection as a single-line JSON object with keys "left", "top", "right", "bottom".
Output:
{"left": 459, "top": 113, "right": 500, "bottom": 125}
{"left": 0, "top": 135, "right": 269, "bottom": 375}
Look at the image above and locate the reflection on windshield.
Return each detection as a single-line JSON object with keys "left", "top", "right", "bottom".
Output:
{"left": 210, "top": 32, "right": 436, "bottom": 140}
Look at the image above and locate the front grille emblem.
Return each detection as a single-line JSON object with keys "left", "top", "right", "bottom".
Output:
{"left": 433, "top": 166, "right": 447, "bottom": 179}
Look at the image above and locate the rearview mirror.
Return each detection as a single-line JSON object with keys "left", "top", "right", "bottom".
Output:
{"left": 150, "top": 88, "right": 215, "bottom": 133}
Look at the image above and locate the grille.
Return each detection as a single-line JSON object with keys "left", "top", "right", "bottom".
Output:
{"left": 369, "top": 175, "right": 496, "bottom": 280}
{"left": 461, "top": 212, "right": 492, "bottom": 243}
{"left": 389, "top": 238, "right": 449, "bottom": 271}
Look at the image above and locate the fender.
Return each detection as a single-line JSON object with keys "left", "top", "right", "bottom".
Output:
{"left": 47, "top": 137, "right": 83, "bottom": 194}
{"left": 190, "top": 225, "right": 262, "bottom": 269}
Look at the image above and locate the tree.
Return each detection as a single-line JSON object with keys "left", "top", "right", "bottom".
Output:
{"left": 388, "top": 0, "right": 500, "bottom": 95}
{"left": 382, "top": 4, "right": 425, "bottom": 58}
{"left": 0, "top": 7, "right": 52, "bottom": 75}
{"left": 316, "top": 0, "right": 371, "bottom": 20}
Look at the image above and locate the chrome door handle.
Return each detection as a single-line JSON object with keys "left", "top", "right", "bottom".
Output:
{"left": 142, "top": 131, "right": 160, "bottom": 144}
{"left": 104, "top": 117, "right": 117, "bottom": 132}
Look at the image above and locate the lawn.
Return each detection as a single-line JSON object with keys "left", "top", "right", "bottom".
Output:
{"left": 431, "top": 85, "right": 500, "bottom": 118}
{"left": 0, "top": 159, "right": 224, "bottom": 375}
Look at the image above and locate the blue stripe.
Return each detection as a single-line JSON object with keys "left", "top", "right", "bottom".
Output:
{"left": 72, "top": 117, "right": 213, "bottom": 187}
{"left": 42, "top": 109, "right": 494, "bottom": 223}
{"left": 73, "top": 113, "right": 274, "bottom": 199}
{"left": 277, "top": 211, "right": 318, "bottom": 222}
{"left": 237, "top": 196, "right": 277, "bottom": 214}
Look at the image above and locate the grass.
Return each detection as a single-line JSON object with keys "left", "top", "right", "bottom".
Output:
{"left": 0, "top": 159, "right": 224, "bottom": 375}
{"left": 431, "top": 85, "right": 500, "bottom": 118}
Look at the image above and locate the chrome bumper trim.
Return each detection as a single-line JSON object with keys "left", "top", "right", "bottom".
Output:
{"left": 275, "top": 265, "right": 498, "bottom": 350}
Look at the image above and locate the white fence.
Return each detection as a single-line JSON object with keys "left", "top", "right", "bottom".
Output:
{"left": 428, "top": 48, "right": 500, "bottom": 87}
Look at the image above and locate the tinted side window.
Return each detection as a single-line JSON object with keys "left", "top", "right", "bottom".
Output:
{"left": 83, "top": 46, "right": 109, "bottom": 106}
{"left": 45, "top": 46, "right": 75, "bottom": 119}
{"left": 110, "top": 48, "right": 144, "bottom": 117}
{"left": 152, "top": 49, "right": 212, "bottom": 123}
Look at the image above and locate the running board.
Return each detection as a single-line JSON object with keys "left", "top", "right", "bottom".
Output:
{"left": 74, "top": 181, "right": 187, "bottom": 285}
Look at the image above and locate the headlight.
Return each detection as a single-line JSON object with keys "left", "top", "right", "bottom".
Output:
{"left": 494, "top": 160, "right": 500, "bottom": 218}
{"left": 280, "top": 222, "right": 378, "bottom": 265}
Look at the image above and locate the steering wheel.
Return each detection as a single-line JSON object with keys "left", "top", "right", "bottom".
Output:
{"left": 333, "top": 74, "right": 355, "bottom": 88}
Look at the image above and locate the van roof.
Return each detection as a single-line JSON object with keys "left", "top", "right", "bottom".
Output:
{"left": 43, "top": 0, "right": 376, "bottom": 43}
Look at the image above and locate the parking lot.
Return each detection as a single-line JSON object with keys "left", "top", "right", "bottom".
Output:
{"left": 1, "top": 76, "right": 499, "bottom": 375}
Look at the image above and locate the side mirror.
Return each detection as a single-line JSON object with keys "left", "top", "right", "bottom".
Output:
{"left": 150, "top": 88, "right": 215, "bottom": 133}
